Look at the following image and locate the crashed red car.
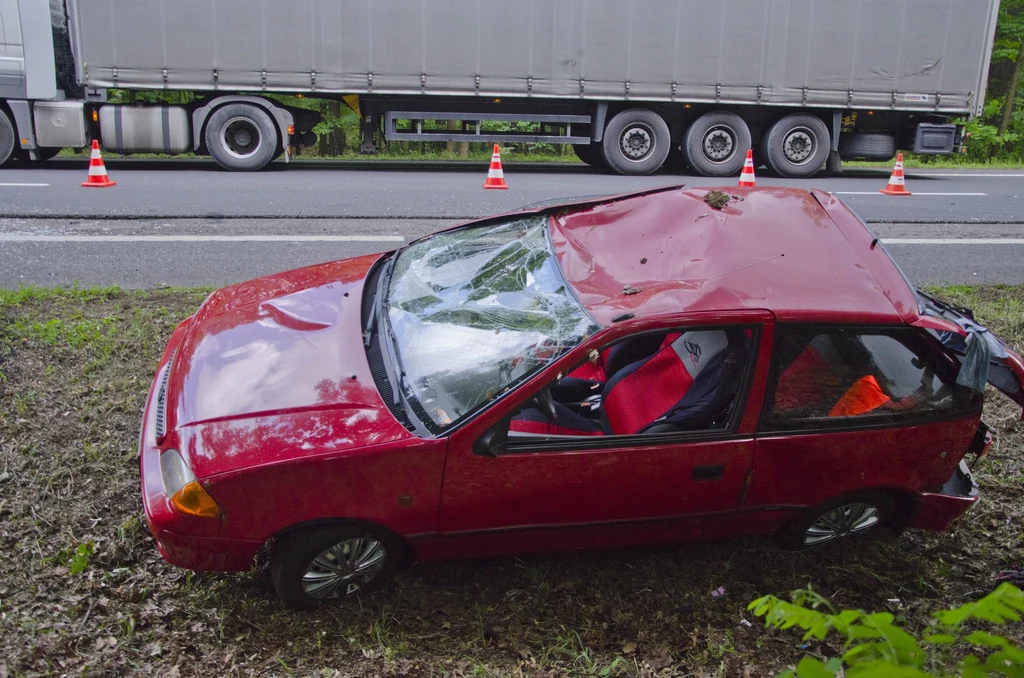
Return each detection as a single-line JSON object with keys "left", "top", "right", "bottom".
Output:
{"left": 139, "top": 186, "right": 1024, "bottom": 609}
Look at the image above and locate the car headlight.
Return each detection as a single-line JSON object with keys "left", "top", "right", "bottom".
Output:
{"left": 159, "top": 449, "right": 221, "bottom": 518}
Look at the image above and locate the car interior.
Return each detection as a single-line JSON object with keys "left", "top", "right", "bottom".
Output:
{"left": 509, "top": 328, "right": 752, "bottom": 438}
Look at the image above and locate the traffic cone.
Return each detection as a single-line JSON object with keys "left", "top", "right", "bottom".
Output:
{"left": 737, "top": 149, "right": 756, "bottom": 187}
{"left": 879, "top": 153, "right": 911, "bottom": 196}
{"left": 483, "top": 144, "right": 508, "bottom": 190}
{"left": 81, "top": 140, "right": 116, "bottom": 188}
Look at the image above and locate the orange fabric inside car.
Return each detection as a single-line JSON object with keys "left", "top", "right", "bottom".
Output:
{"left": 829, "top": 375, "right": 892, "bottom": 417}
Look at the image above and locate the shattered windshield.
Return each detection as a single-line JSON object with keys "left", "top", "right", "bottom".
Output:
{"left": 386, "top": 216, "right": 598, "bottom": 430}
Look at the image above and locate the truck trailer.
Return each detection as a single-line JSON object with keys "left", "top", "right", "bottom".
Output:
{"left": 0, "top": 0, "right": 1001, "bottom": 176}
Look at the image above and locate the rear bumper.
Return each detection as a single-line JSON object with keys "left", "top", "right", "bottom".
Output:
{"left": 908, "top": 461, "right": 980, "bottom": 531}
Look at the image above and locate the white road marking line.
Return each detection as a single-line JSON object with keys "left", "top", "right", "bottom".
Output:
{"left": 0, "top": 182, "right": 50, "bottom": 187}
{"left": 882, "top": 238, "right": 1024, "bottom": 245}
{"left": 907, "top": 173, "right": 1024, "bottom": 177}
{"left": 836, "top": 191, "right": 987, "bottom": 196}
{"left": 0, "top": 234, "right": 406, "bottom": 243}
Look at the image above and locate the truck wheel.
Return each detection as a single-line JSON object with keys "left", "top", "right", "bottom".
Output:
{"left": 681, "top": 111, "right": 751, "bottom": 177}
{"left": 13, "top": 147, "right": 62, "bottom": 163}
{"left": 839, "top": 133, "right": 896, "bottom": 161}
{"left": 572, "top": 143, "right": 605, "bottom": 168}
{"left": 205, "top": 103, "right": 278, "bottom": 171}
{"left": 601, "top": 108, "right": 671, "bottom": 175}
{"left": 762, "top": 113, "right": 830, "bottom": 178}
{"left": 0, "top": 109, "right": 16, "bottom": 167}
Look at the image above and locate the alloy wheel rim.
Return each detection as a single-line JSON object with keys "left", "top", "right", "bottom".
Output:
{"left": 620, "top": 125, "right": 654, "bottom": 161}
{"left": 301, "top": 537, "right": 388, "bottom": 599}
{"left": 222, "top": 117, "right": 262, "bottom": 159}
{"left": 803, "top": 503, "right": 881, "bottom": 546}
{"left": 782, "top": 128, "right": 815, "bottom": 164}
{"left": 702, "top": 126, "right": 736, "bottom": 162}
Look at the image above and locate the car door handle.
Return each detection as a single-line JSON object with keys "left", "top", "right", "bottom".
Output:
{"left": 692, "top": 464, "right": 725, "bottom": 481}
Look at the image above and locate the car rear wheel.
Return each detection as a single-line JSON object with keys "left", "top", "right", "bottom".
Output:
{"left": 0, "top": 109, "right": 16, "bottom": 167}
{"left": 681, "top": 111, "right": 751, "bottom": 177}
{"left": 775, "top": 491, "right": 895, "bottom": 550}
{"left": 270, "top": 524, "right": 406, "bottom": 610}
{"left": 762, "top": 113, "right": 830, "bottom": 178}
{"left": 601, "top": 108, "right": 671, "bottom": 176}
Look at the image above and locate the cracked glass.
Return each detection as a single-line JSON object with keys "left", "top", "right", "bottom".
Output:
{"left": 386, "top": 216, "right": 599, "bottom": 429}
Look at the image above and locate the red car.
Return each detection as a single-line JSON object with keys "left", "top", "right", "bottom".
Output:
{"left": 139, "top": 186, "right": 1024, "bottom": 609}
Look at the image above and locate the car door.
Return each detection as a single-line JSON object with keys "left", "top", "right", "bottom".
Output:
{"left": 747, "top": 325, "right": 981, "bottom": 513}
{"left": 427, "top": 314, "right": 773, "bottom": 560}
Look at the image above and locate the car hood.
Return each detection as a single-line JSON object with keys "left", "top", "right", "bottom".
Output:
{"left": 164, "top": 253, "right": 415, "bottom": 478}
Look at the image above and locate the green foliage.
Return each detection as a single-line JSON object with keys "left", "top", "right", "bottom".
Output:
{"left": 69, "top": 542, "right": 94, "bottom": 576}
{"left": 749, "top": 584, "right": 1024, "bottom": 677}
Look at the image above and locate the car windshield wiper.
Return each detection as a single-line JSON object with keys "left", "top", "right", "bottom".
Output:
{"left": 364, "top": 255, "right": 395, "bottom": 348}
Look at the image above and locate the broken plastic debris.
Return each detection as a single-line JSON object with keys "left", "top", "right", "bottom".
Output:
{"left": 740, "top": 619, "right": 752, "bottom": 628}
{"left": 711, "top": 586, "right": 726, "bottom": 598}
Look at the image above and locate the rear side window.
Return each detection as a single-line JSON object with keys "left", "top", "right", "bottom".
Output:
{"left": 766, "top": 327, "right": 960, "bottom": 428}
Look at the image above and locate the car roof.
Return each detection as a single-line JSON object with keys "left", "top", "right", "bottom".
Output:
{"left": 548, "top": 186, "right": 921, "bottom": 328}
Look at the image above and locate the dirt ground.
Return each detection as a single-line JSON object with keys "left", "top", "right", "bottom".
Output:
{"left": 0, "top": 286, "right": 1022, "bottom": 677}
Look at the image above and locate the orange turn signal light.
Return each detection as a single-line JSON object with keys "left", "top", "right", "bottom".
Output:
{"left": 171, "top": 481, "right": 221, "bottom": 518}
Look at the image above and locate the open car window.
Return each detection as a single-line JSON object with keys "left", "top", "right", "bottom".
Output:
{"left": 386, "top": 216, "right": 599, "bottom": 431}
{"left": 766, "top": 327, "right": 962, "bottom": 428}
{"left": 507, "top": 327, "right": 757, "bottom": 443}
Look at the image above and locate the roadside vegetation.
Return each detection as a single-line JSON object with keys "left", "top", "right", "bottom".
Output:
{"left": 0, "top": 284, "right": 1022, "bottom": 676}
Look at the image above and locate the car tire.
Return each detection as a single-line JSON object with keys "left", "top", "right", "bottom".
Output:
{"left": 601, "top": 108, "right": 671, "bottom": 176}
{"left": 762, "top": 113, "right": 831, "bottom": 178}
{"left": 270, "top": 523, "right": 407, "bottom": 610}
{"left": 0, "top": 109, "right": 16, "bottom": 167}
{"left": 681, "top": 111, "right": 752, "bottom": 177}
{"left": 204, "top": 103, "right": 278, "bottom": 171}
{"left": 774, "top": 490, "right": 896, "bottom": 551}
{"left": 572, "top": 142, "right": 605, "bottom": 168}
{"left": 839, "top": 133, "right": 897, "bottom": 161}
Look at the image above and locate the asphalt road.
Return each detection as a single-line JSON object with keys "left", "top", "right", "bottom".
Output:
{"left": 1, "top": 160, "right": 1022, "bottom": 289}
{"left": 1, "top": 158, "right": 1023, "bottom": 222}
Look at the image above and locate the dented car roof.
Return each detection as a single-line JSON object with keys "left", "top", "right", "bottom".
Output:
{"left": 548, "top": 186, "right": 921, "bottom": 327}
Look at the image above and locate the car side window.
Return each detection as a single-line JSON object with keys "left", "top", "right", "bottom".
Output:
{"left": 506, "top": 326, "right": 757, "bottom": 442}
{"left": 767, "top": 327, "right": 958, "bottom": 427}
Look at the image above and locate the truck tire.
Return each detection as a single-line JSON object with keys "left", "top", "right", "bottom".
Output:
{"left": 0, "top": 109, "right": 16, "bottom": 167}
{"left": 762, "top": 113, "right": 831, "bottom": 178}
{"left": 205, "top": 103, "right": 278, "bottom": 171}
{"left": 839, "top": 133, "right": 896, "bottom": 161}
{"left": 13, "top": 147, "right": 62, "bottom": 163}
{"left": 681, "top": 111, "right": 751, "bottom": 177}
{"left": 601, "top": 108, "right": 671, "bottom": 176}
{"left": 572, "top": 142, "right": 605, "bottom": 168}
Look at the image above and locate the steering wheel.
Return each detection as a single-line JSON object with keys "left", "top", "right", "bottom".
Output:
{"left": 527, "top": 388, "right": 558, "bottom": 423}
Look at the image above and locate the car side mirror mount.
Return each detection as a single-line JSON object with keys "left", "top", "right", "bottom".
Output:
{"left": 473, "top": 416, "right": 512, "bottom": 458}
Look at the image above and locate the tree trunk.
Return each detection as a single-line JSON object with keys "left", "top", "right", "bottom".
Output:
{"left": 446, "top": 120, "right": 460, "bottom": 153}
{"left": 318, "top": 101, "right": 344, "bottom": 157}
{"left": 998, "top": 38, "right": 1024, "bottom": 137}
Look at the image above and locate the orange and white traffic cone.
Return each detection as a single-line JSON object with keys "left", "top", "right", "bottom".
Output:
{"left": 483, "top": 144, "right": 508, "bottom": 190}
{"left": 737, "top": 149, "right": 756, "bottom": 187}
{"left": 81, "top": 140, "right": 116, "bottom": 188}
{"left": 879, "top": 153, "right": 911, "bottom": 196}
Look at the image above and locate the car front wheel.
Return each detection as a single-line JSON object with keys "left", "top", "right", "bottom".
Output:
{"left": 270, "top": 524, "right": 406, "bottom": 610}
{"left": 775, "top": 491, "right": 896, "bottom": 550}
